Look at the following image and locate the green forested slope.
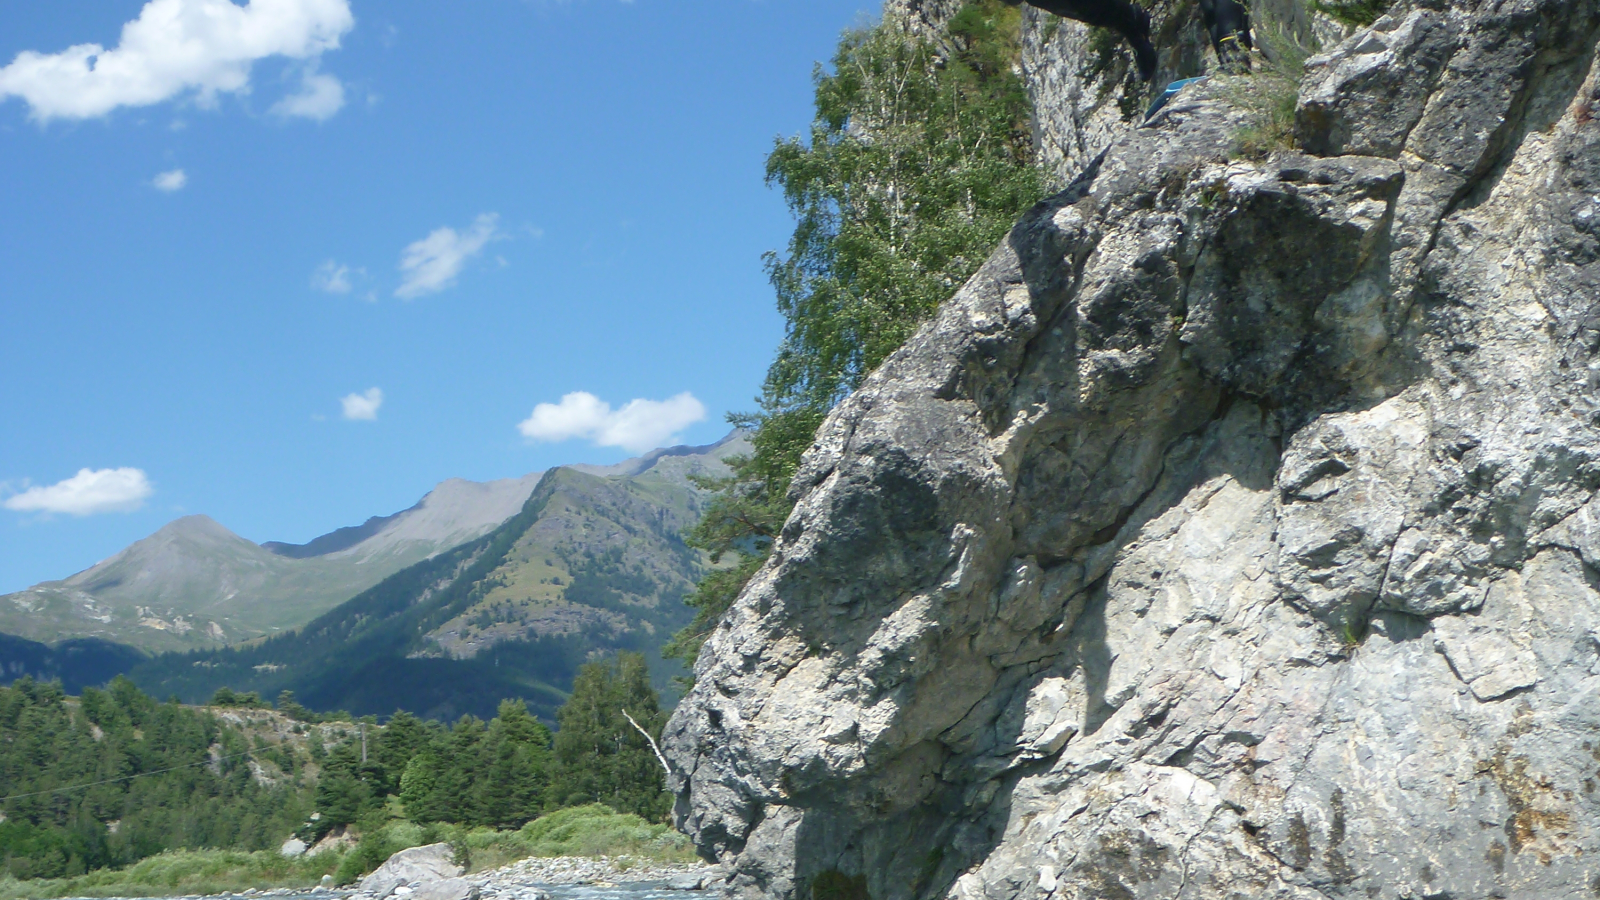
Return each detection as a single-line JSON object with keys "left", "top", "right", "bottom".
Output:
{"left": 125, "top": 445, "right": 735, "bottom": 721}
{"left": 0, "top": 656, "right": 673, "bottom": 886}
{"left": 0, "top": 678, "right": 309, "bottom": 880}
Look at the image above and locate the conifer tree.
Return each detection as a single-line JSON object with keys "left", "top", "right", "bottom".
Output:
{"left": 549, "top": 653, "right": 669, "bottom": 821}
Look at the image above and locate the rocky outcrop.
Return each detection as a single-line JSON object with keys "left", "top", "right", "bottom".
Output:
{"left": 1019, "top": 0, "right": 1348, "bottom": 188}
{"left": 666, "top": 1, "right": 1600, "bottom": 898}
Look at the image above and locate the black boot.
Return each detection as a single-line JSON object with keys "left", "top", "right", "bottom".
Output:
{"left": 1129, "top": 4, "right": 1157, "bottom": 80}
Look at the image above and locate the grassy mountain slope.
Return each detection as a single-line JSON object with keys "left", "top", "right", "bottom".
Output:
{"left": 123, "top": 436, "right": 744, "bottom": 722}
{"left": 0, "top": 474, "right": 544, "bottom": 654}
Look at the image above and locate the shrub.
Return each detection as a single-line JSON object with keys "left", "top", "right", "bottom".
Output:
{"left": 1229, "top": 22, "right": 1319, "bottom": 158}
{"left": 1310, "top": 0, "right": 1391, "bottom": 28}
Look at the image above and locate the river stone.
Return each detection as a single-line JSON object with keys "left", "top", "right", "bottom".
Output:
{"left": 409, "top": 878, "right": 478, "bottom": 900}
{"left": 665, "top": 0, "right": 1600, "bottom": 898}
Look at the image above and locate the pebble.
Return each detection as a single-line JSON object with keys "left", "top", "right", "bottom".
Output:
{"left": 473, "top": 856, "right": 720, "bottom": 893}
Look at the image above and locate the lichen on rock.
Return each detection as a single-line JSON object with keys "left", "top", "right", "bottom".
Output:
{"left": 666, "top": 1, "right": 1600, "bottom": 897}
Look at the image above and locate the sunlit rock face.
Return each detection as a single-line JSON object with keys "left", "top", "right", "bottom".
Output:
{"left": 666, "top": 1, "right": 1600, "bottom": 898}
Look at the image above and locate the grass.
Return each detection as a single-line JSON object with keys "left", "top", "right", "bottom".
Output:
{"left": 0, "top": 850, "right": 343, "bottom": 900}
{"left": 0, "top": 806, "right": 695, "bottom": 900}
{"left": 1228, "top": 22, "right": 1319, "bottom": 158}
{"left": 1310, "top": 0, "right": 1391, "bottom": 28}
{"left": 450, "top": 805, "right": 698, "bottom": 873}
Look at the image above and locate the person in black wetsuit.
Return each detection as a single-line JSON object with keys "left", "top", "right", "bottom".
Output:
{"left": 1001, "top": 0, "right": 1253, "bottom": 81}
{"left": 1197, "top": 0, "right": 1254, "bottom": 70}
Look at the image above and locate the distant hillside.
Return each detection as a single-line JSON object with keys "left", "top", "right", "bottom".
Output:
{"left": 0, "top": 471, "right": 545, "bottom": 653}
{"left": 124, "top": 434, "right": 747, "bottom": 722}
{"left": 0, "top": 633, "right": 146, "bottom": 694}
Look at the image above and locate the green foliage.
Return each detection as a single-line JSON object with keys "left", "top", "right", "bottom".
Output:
{"left": 1310, "top": 0, "right": 1390, "bottom": 27}
{"left": 1228, "top": 22, "right": 1319, "bottom": 158}
{"left": 510, "top": 805, "right": 692, "bottom": 861}
{"left": 549, "top": 654, "right": 669, "bottom": 821}
{"left": 762, "top": 3, "right": 1038, "bottom": 415}
{"left": 0, "top": 849, "right": 342, "bottom": 900}
{"left": 674, "top": 0, "right": 1041, "bottom": 667}
{"left": 208, "top": 688, "right": 266, "bottom": 709}
{"left": 396, "top": 702, "right": 554, "bottom": 830}
{"left": 0, "top": 678, "right": 308, "bottom": 882}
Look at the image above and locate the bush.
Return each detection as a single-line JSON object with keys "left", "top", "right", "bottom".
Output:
{"left": 515, "top": 805, "right": 693, "bottom": 861}
{"left": 0, "top": 849, "right": 342, "bottom": 900}
{"left": 1310, "top": 0, "right": 1391, "bottom": 28}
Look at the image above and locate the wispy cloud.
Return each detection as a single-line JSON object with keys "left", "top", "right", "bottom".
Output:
{"left": 153, "top": 168, "right": 187, "bottom": 191}
{"left": 0, "top": 0, "right": 354, "bottom": 122}
{"left": 311, "top": 260, "right": 362, "bottom": 294}
{"left": 3, "top": 468, "right": 153, "bottom": 516}
{"left": 341, "top": 387, "right": 383, "bottom": 421}
{"left": 518, "top": 391, "right": 706, "bottom": 454}
{"left": 395, "top": 213, "right": 499, "bottom": 299}
{"left": 270, "top": 60, "right": 344, "bottom": 120}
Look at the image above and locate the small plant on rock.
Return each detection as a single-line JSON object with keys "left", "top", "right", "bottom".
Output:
{"left": 1310, "top": 0, "right": 1391, "bottom": 28}
{"left": 1228, "top": 21, "right": 1319, "bottom": 158}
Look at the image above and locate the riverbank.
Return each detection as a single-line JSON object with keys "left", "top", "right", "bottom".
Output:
{"left": 0, "top": 854, "right": 720, "bottom": 900}
{"left": 477, "top": 856, "right": 719, "bottom": 895}
{"left": 0, "top": 851, "right": 343, "bottom": 900}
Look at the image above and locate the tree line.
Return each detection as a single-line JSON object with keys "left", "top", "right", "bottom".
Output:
{"left": 0, "top": 653, "right": 668, "bottom": 882}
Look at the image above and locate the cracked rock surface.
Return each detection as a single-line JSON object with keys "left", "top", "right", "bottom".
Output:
{"left": 666, "top": 1, "right": 1600, "bottom": 898}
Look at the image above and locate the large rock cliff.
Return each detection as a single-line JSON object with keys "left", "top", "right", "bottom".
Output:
{"left": 667, "top": 1, "right": 1600, "bottom": 898}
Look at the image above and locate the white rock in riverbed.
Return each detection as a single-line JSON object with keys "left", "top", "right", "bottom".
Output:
{"left": 359, "top": 844, "right": 462, "bottom": 899}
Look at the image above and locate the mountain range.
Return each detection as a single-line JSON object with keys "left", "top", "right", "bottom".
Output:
{"left": 0, "top": 471, "right": 546, "bottom": 653}
{"left": 0, "top": 433, "right": 746, "bottom": 721}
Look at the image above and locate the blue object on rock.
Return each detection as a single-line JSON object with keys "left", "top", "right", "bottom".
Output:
{"left": 1143, "top": 77, "right": 1210, "bottom": 123}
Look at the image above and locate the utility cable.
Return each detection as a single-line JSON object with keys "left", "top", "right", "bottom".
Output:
{"left": 0, "top": 747, "right": 264, "bottom": 803}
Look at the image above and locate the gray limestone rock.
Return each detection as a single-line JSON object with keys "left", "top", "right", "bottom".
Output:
{"left": 408, "top": 879, "right": 479, "bottom": 900}
{"left": 359, "top": 844, "right": 463, "bottom": 899}
{"left": 666, "top": 1, "right": 1600, "bottom": 898}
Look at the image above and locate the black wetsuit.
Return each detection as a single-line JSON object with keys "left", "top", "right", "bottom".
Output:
{"left": 1004, "top": 0, "right": 1252, "bottom": 81}
{"left": 1198, "top": 0, "right": 1254, "bottom": 67}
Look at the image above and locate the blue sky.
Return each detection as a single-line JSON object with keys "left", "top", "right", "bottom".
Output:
{"left": 0, "top": 0, "right": 876, "bottom": 594}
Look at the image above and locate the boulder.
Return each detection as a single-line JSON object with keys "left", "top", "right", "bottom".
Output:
{"left": 278, "top": 838, "right": 307, "bottom": 858}
{"left": 358, "top": 844, "right": 462, "bottom": 899}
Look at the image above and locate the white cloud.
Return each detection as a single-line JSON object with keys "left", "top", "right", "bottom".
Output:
{"left": 517, "top": 391, "right": 707, "bottom": 454}
{"left": 311, "top": 259, "right": 360, "bottom": 294}
{"left": 270, "top": 60, "right": 343, "bottom": 120}
{"left": 3, "top": 468, "right": 153, "bottom": 516}
{"left": 0, "top": 0, "right": 354, "bottom": 122}
{"left": 153, "top": 168, "right": 187, "bottom": 191}
{"left": 341, "top": 387, "right": 383, "bottom": 420}
{"left": 395, "top": 213, "right": 499, "bottom": 299}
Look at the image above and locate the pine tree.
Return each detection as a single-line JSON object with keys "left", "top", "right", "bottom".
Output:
{"left": 549, "top": 653, "right": 669, "bottom": 821}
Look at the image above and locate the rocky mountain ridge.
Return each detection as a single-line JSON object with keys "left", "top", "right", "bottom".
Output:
{"left": 665, "top": 1, "right": 1600, "bottom": 898}
{"left": 0, "top": 471, "right": 547, "bottom": 653}
{"left": 125, "top": 433, "right": 748, "bottom": 721}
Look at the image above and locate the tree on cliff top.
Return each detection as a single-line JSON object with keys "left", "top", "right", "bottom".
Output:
{"left": 669, "top": 0, "right": 1041, "bottom": 664}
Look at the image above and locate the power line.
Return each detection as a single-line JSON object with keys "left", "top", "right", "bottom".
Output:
{"left": 0, "top": 747, "right": 263, "bottom": 803}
